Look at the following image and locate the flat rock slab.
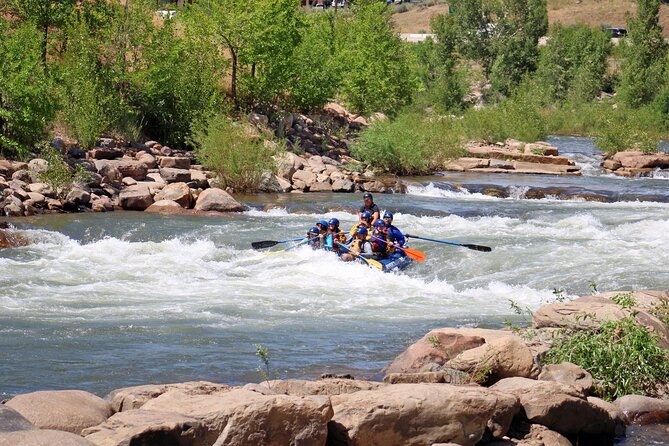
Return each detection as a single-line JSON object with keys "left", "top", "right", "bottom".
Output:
{"left": 5, "top": 390, "right": 112, "bottom": 435}
{"left": 0, "top": 429, "right": 95, "bottom": 446}
{"left": 107, "top": 381, "right": 231, "bottom": 413}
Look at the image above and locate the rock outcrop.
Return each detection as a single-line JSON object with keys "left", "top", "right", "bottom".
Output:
{"left": 602, "top": 150, "right": 669, "bottom": 177}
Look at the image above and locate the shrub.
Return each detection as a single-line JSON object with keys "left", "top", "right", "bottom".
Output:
{"left": 544, "top": 317, "right": 669, "bottom": 400}
{"left": 194, "top": 114, "right": 277, "bottom": 191}
{"left": 596, "top": 111, "right": 659, "bottom": 154}
{"left": 0, "top": 23, "right": 55, "bottom": 158}
{"left": 37, "top": 143, "right": 90, "bottom": 198}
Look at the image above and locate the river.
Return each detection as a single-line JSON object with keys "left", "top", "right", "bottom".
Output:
{"left": 1, "top": 136, "right": 668, "bottom": 442}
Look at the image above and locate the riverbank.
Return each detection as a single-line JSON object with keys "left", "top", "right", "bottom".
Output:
{"left": 1, "top": 289, "right": 667, "bottom": 446}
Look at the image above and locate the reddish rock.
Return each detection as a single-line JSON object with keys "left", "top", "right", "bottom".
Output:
{"left": 87, "top": 148, "right": 123, "bottom": 160}
{"left": 118, "top": 186, "right": 153, "bottom": 211}
{"left": 0, "top": 429, "right": 95, "bottom": 445}
{"left": 193, "top": 188, "right": 245, "bottom": 212}
{"left": 614, "top": 395, "right": 669, "bottom": 425}
{"left": 158, "top": 157, "right": 191, "bottom": 170}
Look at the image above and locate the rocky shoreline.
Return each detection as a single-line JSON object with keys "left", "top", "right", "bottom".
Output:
{"left": 1, "top": 290, "right": 668, "bottom": 446}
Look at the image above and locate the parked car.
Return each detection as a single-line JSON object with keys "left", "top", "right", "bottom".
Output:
{"left": 605, "top": 28, "right": 627, "bottom": 38}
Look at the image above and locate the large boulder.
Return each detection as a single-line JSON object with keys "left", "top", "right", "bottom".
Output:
{"left": 158, "top": 157, "right": 191, "bottom": 170}
{"left": 87, "top": 148, "right": 123, "bottom": 160}
{"left": 94, "top": 160, "right": 147, "bottom": 181}
{"left": 0, "top": 429, "right": 95, "bottom": 446}
{"left": 274, "top": 152, "right": 304, "bottom": 180}
{"left": 141, "top": 388, "right": 333, "bottom": 446}
{"left": 0, "top": 229, "right": 29, "bottom": 248}
{"left": 194, "top": 188, "right": 245, "bottom": 213}
{"left": 82, "top": 409, "right": 206, "bottom": 446}
{"left": 538, "top": 362, "right": 593, "bottom": 395}
{"left": 613, "top": 394, "right": 669, "bottom": 425}
{"left": 384, "top": 328, "right": 505, "bottom": 375}
{"left": 106, "top": 381, "right": 231, "bottom": 413}
{"left": 490, "top": 378, "right": 615, "bottom": 437}
{"left": 446, "top": 335, "right": 536, "bottom": 383}
{"left": 0, "top": 405, "right": 34, "bottom": 432}
{"left": 532, "top": 295, "right": 669, "bottom": 348}
{"left": 154, "top": 182, "right": 192, "bottom": 208}
{"left": 159, "top": 168, "right": 191, "bottom": 184}
{"left": 5, "top": 390, "right": 112, "bottom": 435}
{"left": 118, "top": 186, "right": 153, "bottom": 211}
{"left": 328, "top": 384, "right": 520, "bottom": 446}
{"left": 587, "top": 397, "right": 626, "bottom": 436}
{"left": 612, "top": 151, "right": 669, "bottom": 169}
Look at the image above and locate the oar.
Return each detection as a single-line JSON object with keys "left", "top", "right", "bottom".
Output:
{"left": 405, "top": 234, "right": 492, "bottom": 252}
{"left": 252, "top": 237, "right": 304, "bottom": 250}
{"left": 371, "top": 236, "right": 426, "bottom": 262}
{"left": 338, "top": 243, "right": 384, "bottom": 271}
{"left": 264, "top": 236, "right": 319, "bottom": 255}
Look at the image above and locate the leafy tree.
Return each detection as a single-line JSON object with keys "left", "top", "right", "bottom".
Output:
{"left": 336, "top": 0, "right": 416, "bottom": 114}
{"left": 535, "top": 24, "right": 611, "bottom": 104}
{"left": 450, "top": 0, "right": 548, "bottom": 96}
{"left": 619, "top": 0, "right": 668, "bottom": 108}
{"left": 0, "top": 22, "right": 55, "bottom": 157}
{"left": 7, "top": 0, "right": 76, "bottom": 68}
{"left": 287, "top": 12, "right": 342, "bottom": 111}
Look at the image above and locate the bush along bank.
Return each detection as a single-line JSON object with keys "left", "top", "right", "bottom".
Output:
{"left": 1, "top": 290, "right": 667, "bottom": 446}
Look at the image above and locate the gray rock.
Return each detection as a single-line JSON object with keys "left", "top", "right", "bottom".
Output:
{"left": 194, "top": 188, "right": 245, "bottom": 212}
{"left": 614, "top": 394, "right": 669, "bottom": 425}
{"left": 158, "top": 157, "right": 190, "bottom": 170}
{"left": 66, "top": 188, "right": 91, "bottom": 206}
{"left": 119, "top": 186, "right": 154, "bottom": 211}
{"left": 0, "top": 405, "right": 35, "bottom": 433}
{"left": 538, "top": 362, "right": 593, "bottom": 395}
{"left": 0, "top": 429, "right": 95, "bottom": 445}
{"left": 159, "top": 168, "right": 191, "bottom": 184}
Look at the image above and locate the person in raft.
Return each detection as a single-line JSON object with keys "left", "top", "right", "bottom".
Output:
{"left": 359, "top": 192, "right": 380, "bottom": 226}
{"left": 382, "top": 211, "right": 406, "bottom": 251}
{"left": 306, "top": 226, "right": 322, "bottom": 249}
{"left": 370, "top": 219, "right": 390, "bottom": 259}
{"left": 349, "top": 211, "right": 373, "bottom": 240}
{"left": 326, "top": 218, "right": 347, "bottom": 254}
{"left": 341, "top": 227, "right": 373, "bottom": 262}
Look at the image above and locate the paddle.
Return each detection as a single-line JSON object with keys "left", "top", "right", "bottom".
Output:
{"left": 405, "top": 234, "right": 492, "bottom": 252}
{"left": 337, "top": 243, "right": 384, "bottom": 271}
{"left": 252, "top": 237, "right": 304, "bottom": 250}
{"left": 371, "top": 236, "right": 426, "bottom": 263}
{"left": 264, "top": 236, "right": 320, "bottom": 255}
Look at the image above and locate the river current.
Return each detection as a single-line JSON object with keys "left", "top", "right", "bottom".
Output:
{"left": 1, "top": 137, "right": 668, "bottom": 420}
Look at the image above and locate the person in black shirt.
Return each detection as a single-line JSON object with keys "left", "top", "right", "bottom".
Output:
{"left": 359, "top": 192, "right": 380, "bottom": 226}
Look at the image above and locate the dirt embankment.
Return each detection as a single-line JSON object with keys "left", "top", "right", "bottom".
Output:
{"left": 393, "top": 0, "right": 669, "bottom": 37}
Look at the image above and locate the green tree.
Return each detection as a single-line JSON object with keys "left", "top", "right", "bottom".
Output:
{"left": 336, "top": 0, "right": 416, "bottom": 114}
{"left": 7, "top": 0, "right": 76, "bottom": 68}
{"left": 0, "top": 22, "right": 55, "bottom": 156}
{"left": 450, "top": 0, "right": 548, "bottom": 96}
{"left": 618, "top": 0, "right": 668, "bottom": 108}
{"left": 535, "top": 24, "right": 611, "bottom": 104}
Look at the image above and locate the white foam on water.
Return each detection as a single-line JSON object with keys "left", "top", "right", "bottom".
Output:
{"left": 406, "top": 183, "right": 497, "bottom": 201}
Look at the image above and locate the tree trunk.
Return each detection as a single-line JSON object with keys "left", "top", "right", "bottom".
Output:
{"left": 231, "top": 50, "right": 238, "bottom": 108}
{"left": 42, "top": 24, "right": 48, "bottom": 70}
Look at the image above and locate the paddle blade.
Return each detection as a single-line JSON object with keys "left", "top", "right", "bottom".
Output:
{"left": 463, "top": 244, "right": 492, "bottom": 252}
{"left": 401, "top": 247, "right": 426, "bottom": 262}
{"left": 365, "top": 258, "right": 384, "bottom": 270}
{"left": 251, "top": 240, "right": 279, "bottom": 249}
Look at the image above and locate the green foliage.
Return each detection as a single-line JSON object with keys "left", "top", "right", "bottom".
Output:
{"left": 535, "top": 24, "right": 611, "bottom": 104}
{"left": 351, "top": 111, "right": 464, "bottom": 174}
{"left": 194, "top": 114, "right": 277, "bottom": 191}
{"left": 595, "top": 112, "right": 659, "bottom": 155}
{"left": 427, "top": 336, "right": 441, "bottom": 348}
{"left": 0, "top": 22, "right": 55, "bottom": 157}
{"left": 130, "top": 14, "right": 224, "bottom": 147}
{"left": 287, "top": 12, "right": 341, "bottom": 111}
{"left": 335, "top": 0, "right": 416, "bottom": 114}
{"left": 37, "top": 143, "right": 89, "bottom": 197}
{"left": 254, "top": 343, "right": 273, "bottom": 388}
{"left": 611, "top": 292, "right": 636, "bottom": 309}
{"left": 618, "top": 0, "right": 668, "bottom": 108}
{"left": 545, "top": 317, "right": 669, "bottom": 400}
{"left": 450, "top": 0, "right": 548, "bottom": 96}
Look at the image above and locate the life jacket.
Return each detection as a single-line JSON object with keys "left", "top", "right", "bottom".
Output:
{"left": 349, "top": 238, "right": 372, "bottom": 255}
{"left": 371, "top": 232, "right": 389, "bottom": 257}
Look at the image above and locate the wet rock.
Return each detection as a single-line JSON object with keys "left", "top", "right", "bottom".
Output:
{"left": 5, "top": 390, "right": 112, "bottom": 435}
{"left": 0, "top": 228, "right": 29, "bottom": 248}
{"left": 119, "top": 185, "right": 154, "bottom": 211}
{"left": 0, "top": 403, "right": 35, "bottom": 432}
{"left": 490, "top": 378, "right": 615, "bottom": 437}
{"left": 538, "top": 362, "right": 593, "bottom": 395}
{"left": 154, "top": 182, "right": 192, "bottom": 208}
{"left": 0, "top": 429, "right": 96, "bottom": 445}
{"left": 329, "top": 384, "right": 520, "bottom": 445}
{"left": 194, "top": 188, "right": 245, "bottom": 212}
{"left": 82, "top": 409, "right": 206, "bottom": 446}
{"left": 3, "top": 196, "right": 24, "bottom": 217}
{"left": 614, "top": 394, "right": 669, "bottom": 425}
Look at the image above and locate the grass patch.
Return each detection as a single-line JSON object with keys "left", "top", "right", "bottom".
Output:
{"left": 544, "top": 317, "right": 669, "bottom": 400}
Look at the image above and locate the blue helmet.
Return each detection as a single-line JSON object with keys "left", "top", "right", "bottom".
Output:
{"left": 356, "top": 227, "right": 368, "bottom": 236}
{"left": 328, "top": 218, "right": 340, "bottom": 227}
{"left": 317, "top": 219, "right": 328, "bottom": 227}
{"left": 361, "top": 211, "right": 372, "bottom": 221}
{"left": 308, "top": 227, "right": 320, "bottom": 235}
{"left": 383, "top": 211, "right": 393, "bottom": 219}
{"left": 374, "top": 219, "right": 386, "bottom": 228}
